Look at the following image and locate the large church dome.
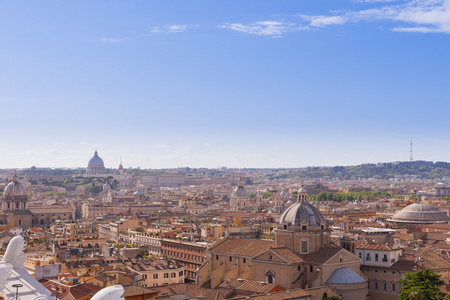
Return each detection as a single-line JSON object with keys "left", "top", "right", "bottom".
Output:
{"left": 4, "top": 173, "right": 27, "bottom": 197}
{"left": 279, "top": 187, "right": 326, "bottom": 227}
{"left": 390, "top": 203, "right": 450, "bottom": 223}
{"left": 88, "top": 150, "right": 105, "bottom": 167}
{"left": 86, "top": 150, "right": 106, "bottom": 175}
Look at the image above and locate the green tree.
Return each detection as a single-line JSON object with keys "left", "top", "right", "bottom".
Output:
{"left": 398, "top": 269, "right": 445, "bottom": 300}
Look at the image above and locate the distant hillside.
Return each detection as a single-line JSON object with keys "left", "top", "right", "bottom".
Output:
{"left": 269, "top": 161, "right": 450, "bottom": 180}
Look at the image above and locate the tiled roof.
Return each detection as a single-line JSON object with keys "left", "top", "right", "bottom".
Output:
{"left": 218, "top": 278, "right": 282, "bottom": 294}
{"left": 212, "top": 238, "right": 274, "bottom": 257}
{"left": 355, "top": 241, "right": 395, "bottom": 251}
{"left": 301, "top": 247, "right": 342, "bottom": 264}
{"left": 230, "top": 286, "right": 339, "bottom": 300}
{"left": 270, "top": 247, "right": 304, "bottom": 264}
{"left": 122, "top": 285, "right": 158, "bottom": 297}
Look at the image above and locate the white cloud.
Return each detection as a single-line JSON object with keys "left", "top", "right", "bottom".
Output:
{"left": 100, "top": 38, "right": 121, "bottom": 43}
{"left": 149, "top": 25, "right": 189, "bottom": 34}
{"left": 219, "top": 21, "right": 305, "bottom": 38}
{"left": 300, "top": 0, "right": 450, "bottom": 33}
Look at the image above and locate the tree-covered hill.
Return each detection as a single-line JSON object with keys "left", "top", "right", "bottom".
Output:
{"left": 269, "top": 161, "right": 450, "bottom": 180}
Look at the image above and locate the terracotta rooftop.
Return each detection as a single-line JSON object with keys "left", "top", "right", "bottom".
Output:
{"left": 230, "top": 286, "right": 339, "bottom": 300}
{"left": 301, "top": 247, "right": 342, "bottom": 264}
{"left": 355, "top": 241, "right": 397, "bottom": 251}
{"left": 218, "top": 278, "right": 283, "bottom": 294}
{"left": 212, "top": 238, "right": 274, "bottom": 257}
{"left": 270, "top": 247, "right": 304, "bottom": 264}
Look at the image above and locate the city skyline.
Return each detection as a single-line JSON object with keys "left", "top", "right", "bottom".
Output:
{"left": 1, "top": 0, "right": 450, "bottom": 168}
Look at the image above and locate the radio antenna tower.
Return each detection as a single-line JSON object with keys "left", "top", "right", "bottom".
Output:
{"left": 410, "top": 138, "right": 414, "bottom": 161}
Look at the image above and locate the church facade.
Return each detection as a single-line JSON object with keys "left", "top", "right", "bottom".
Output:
{"left": 198, "top": 187, "right": 368, "bottom": 300}
{"left": 0, "top": 173, "right": 75, "bottom": 229}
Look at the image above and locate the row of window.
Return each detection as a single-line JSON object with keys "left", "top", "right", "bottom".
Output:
{"left": 149, "top": 271, "right": 183, "bottom": 279}
{"left": 369, "top": 280, "right": 396, "bottom": 292}
{"left": 163, "top": 250, "right": 204, "bottom": 263}
{"left": 358, "top": 253, "right": 394, "bottom": 263}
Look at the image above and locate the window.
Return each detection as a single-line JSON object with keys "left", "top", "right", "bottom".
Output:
{"left": 164, "top": 273, "right": 168, "bottom": 278}
{"left": 302, "top": 225, "right": 307, "bottom": 231}
{"left": 229, "top": 257, "right": 232, "bottom": 262}
{"left": 301, "top": 241, "right": 308, "bottom": 253}
{"left": 243, "top": 258, "right": 246, "bottom": 264}
{"left": 153, "top": 274, "right": 158, "bottom": 279}
{"left": 375, "top": 254, "right": 378, "bottom": 262}
{"left": 374, "top": 282, "right": 378, "bottom": 290}
{"left": 267, "top": 274, "right": 273, "bottom": 284}
{"left": 179, "top": 271, "right": 183, "bottom": 276}
{"left": 383, "top": 255, "right": 388, "bottom": 262}
{"left": 358, "top": 252, "right": 362, "bottom": 259}
{"left": 16, "top": 202, "right": 19, "bottom": 209}
{"left": 392, "top": 283, "right": 396, "bottom": 291}
{"left": 171, "top": 273, "right": 176, "bottom": 278}
{"left": 283, "top": 225, "right": 287, "bottom": 230}
{"left": 298, "top": 265, "right": 301, "bottom": 271}
{"left": 310, "top": 265, "right": 313, "bottom": 272}
{"left": 216, "top": 255, "right": 219, "bottom": 260}
{"left": 383, "top": 282, "right": 387, "bottom": 290}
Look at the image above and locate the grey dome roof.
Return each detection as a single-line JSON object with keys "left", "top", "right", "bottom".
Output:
{"left": 88, "top": 150, "right": 105, "bottom": 167}
{"left": 280, "top": 190, "right": 290, "bottom": 198}
{"left": 391, "top": 203, "right": 450, "bottom": 223}
{"left": 232, "top": 185, "right": 249, "bottom": 198}
{"left": 103, "top": 182, "right": 111, "bottom": 190}
{"left": 326, "top": 267, "right": 366, "bottom": 284}
{"left": 4, "top": 173, "right": 27, "bottom": 197}
{"left": 298, "top": 187, "right": 307, "bottom": 194}
{"left": 279, "top": 201, "right": 326, "bottom": 226}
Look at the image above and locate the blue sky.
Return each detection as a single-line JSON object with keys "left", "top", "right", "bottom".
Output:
{"left": 1, "top": 0, "right": 450, "bottom": 169}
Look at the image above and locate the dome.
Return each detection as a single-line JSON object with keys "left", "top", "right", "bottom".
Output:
{"left": 4, "top": 173, "right": 27, "bottom": 197}
{"left": 231, "top": 183, "right": 249, "bottom": 198}
{"left": 280, "top": 190, "right": 290, "bottom": 198}
{"left": 103, "top": 182, "right": 111, "bottom": 190}
{"left": 134, "top": 191, "right": 144, "bottom": 196}
{"left": 298, "top": 187, "right": 307, "bottom": 194}
{"left": 88, "top": 150, "right": 105, "bottom": 167}
{"left": 326, "top": 267, "right": 366, "bottom": 285}
{"left": 279, "top": 200, "right": 326, "bottom": 226}
{"left": 390, "top": 203, "right": 450, "bottom": 223}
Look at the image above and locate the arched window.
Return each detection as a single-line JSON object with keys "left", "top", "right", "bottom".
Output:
{"left": 18, "top": 219, "right": 22, "bottom": 226}
{"left": 265, "top": 270, "right": 275, "bottom": 284}
{"left": 16, "top": 202, "right": 19, "bottom": 209}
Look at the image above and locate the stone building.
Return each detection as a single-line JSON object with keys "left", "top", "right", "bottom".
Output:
{"left": 230, "top": 179, "right": 253, "bottom": 211}
{"left": 198, "top": 187, "right": 368, "bottom": 300}
{"left": 0, "top": 173, "right": 33, "bottom": 228}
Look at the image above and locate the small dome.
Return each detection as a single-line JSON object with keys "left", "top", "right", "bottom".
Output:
{"left": 326, "top": 267, "right": 366, "bottom": 284}
{"left": 279, "top": 201, "right": 326, "bottom": 226}
{"left": 280, "top": 190, "right": 290, "bottom": 198}
{"left": 103, "top": 182, "right": 111, "bottom": 190}
{"left": 231, "top": 184, "right": 249, "bottom": 198}
{"left": 88, "top": 150, "right": 105, "bottom": 167}
{"left": 134, "top": 191, "right": 144, "bottom": 196}
{"left": 298, "top": 187, "right": 307, "bottom": 194}
{"left": 391, "top": 203, "right": 450, "bottom": 223}
{"left": 4, "top": 173, "right": 27, "bottom": 197}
